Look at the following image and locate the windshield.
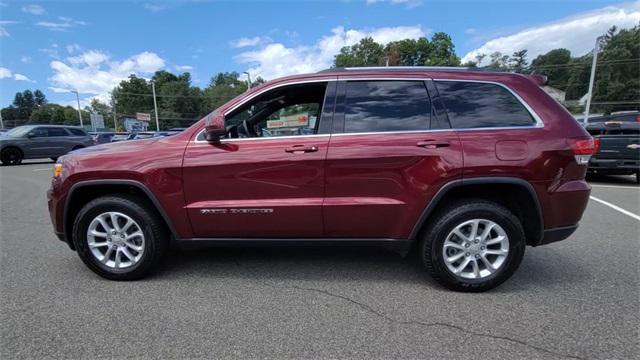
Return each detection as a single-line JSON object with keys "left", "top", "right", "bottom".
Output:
{"left": 4, "top": 126, "right": 34, "bottom": 138}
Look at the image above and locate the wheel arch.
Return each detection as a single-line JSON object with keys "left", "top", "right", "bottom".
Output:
{"left": 63, "top": 180, "right": 178, "bottom": 249}
{"left": 410, "top": 177, "right": 544, "bottom": 246}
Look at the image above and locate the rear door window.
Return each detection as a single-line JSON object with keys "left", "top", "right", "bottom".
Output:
{"left": 68, "top": 128, "right": 87, "bottom": 136}
{"left": 46, "top": 128, "right": 70, "bottom": 137}
{"left": 344, "top": 81, "right": 431, "bottom": 133}
{"left": 435, "top": 81, "right": 535, "bottom": 129}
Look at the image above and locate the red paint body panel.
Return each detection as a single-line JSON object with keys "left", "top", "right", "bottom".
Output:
{"left": 47, "top": 68, "right": 592, "bottom": 246}
{"left": 182, "top": 136, "right": 329, "bottom": 237}
{"left": 324, "top": 131, "right": 463, "bottom": 238}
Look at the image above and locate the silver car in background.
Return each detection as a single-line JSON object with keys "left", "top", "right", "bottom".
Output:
{"left": 0, "top": 125, "right": 94, "bottom": 165}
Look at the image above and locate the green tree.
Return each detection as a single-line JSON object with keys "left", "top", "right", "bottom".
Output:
{"left": 334, "top": 37, "right": 385, "bottom": 67}
{"left": 428, "top": 32, "right": 460, "bottom": 66}
{"left": 34, "top": 90, "right": 47, "bottom": 107}
{"left": 509, "top": 50, "right": 528, "bottom": 73}
{"left": 112, "top": 75, "right": 154, "bottom": 122}
{"left": 530, "top": 48, "right": 573, "bottom": 89}
{"left": 202, "top": 72, "right": 248, "bottom": 114}
{"left": 384, "top": 38, "right": 431, "bottom": 66}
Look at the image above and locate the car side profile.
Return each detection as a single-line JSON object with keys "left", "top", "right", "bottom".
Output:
{"left": 47, "top": 67, "right": 593, "bottom": 291}
{"left": 1, "top": 125, "right": 93, "bottom": 165}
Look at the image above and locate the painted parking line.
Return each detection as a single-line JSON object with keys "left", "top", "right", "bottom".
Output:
{"left": 32, "top": 168, "right": 52, "bottom": 172}
{"left": 591, "top": 184, "right": 639, "bottom": 190}
{"left": 590, "top": 196, "right": 640, "bottom": 221}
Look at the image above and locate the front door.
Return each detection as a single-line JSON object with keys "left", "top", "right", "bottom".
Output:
{"left": 323, "top": 79, "right": 463, "bottom": 239}
{"left": 183, "top": 80, "right": 336, "bottom": 238}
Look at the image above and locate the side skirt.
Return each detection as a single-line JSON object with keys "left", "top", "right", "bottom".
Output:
{"left": 175, "top": 238, "right": 411, "bottom": 255}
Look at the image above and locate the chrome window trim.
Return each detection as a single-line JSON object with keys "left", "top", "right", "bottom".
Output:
{"left": 223, "top": 78, "right": 336, "bottom": 116}
{"left": 432, "top": 78, "right": 545, "bottom": 128}
{"left": 193, "top": 76, "right": 545, "bottom": 143}
{"left": 194, "top": 133, "right": 330, "bottom": 144}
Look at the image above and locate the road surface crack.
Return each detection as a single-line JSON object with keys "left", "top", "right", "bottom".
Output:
{"left": 235, "top": 260, "right": 587, "bottom": 360}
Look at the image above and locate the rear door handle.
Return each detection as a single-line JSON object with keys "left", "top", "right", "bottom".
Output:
{"left": 416, "top": 140, "right": 450, "bottom": 149}
{"left": 285, "top": 145, "right": 318, "bottom": 153}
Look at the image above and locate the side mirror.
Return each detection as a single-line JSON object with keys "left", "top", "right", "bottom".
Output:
{"left": 204, "top": 113, "right": 226, "bottom": 142}
{"left": 27, "top": 132, "right": 35, "bottom": 138}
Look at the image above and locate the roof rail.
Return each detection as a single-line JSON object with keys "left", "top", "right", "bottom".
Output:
{"left": 317, "top": 66, "right": 477, "bottom": 73}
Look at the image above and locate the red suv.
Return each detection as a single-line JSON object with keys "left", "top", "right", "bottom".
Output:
{"left": 47, "top": 67, "right": 593, "bottom": 291}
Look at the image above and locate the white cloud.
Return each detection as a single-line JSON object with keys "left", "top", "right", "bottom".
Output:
{"left": 462, "top": 2, "right": 640, "bottom": 64}
{"left": 231, "top": 36, "right": 266, "bottom": 48}
{"left": 22, "top": 4, "right": 45, "bottom": 15}
{"left": 237, "top": 25, "right": 427, "bottom": 80}
{"left": 20, "top": 56, "right": 32, "bottom": 63}
{"left": 0, "top": 67, "right": 36, "bottom": 82}
{"left": 0, "top": 20, "right": 17, "bottom": 37}
{"left": 0, "top": 67, "right": 12, "bottom": 79}
{"left": 143, "top": 3, "right": 167, "bottom": 12}
{"left": 14, "top": 73, "right": 35, "bottom": 82}
{"left": 36, "top": 16, "right": 86, "bottom": 32}
{"left": 49, "top": 50, "right": 166, "bottom": 99}
{"left": 66, "top": 43, "right": 80, "bottom": 53}
{"left": 366, "top": 0, "right": 423, "bottom": 8}
{"left": 174, "top": 64, "right": 194, "bottom": 71}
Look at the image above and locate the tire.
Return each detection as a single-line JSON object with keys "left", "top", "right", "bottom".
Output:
{"left": 1, "top": 147, "right": 23, "bottom": 165}
{"left": 420, "top": 199, "right": 525, "bottom": 292}
{"left": 72, "top": 194, "right": 168, "bottom": 280}
{"left": 635, "top": 171, "right": 639, "bottom": 185}
{"left": 50, "top": 157, "right": 58, "bottom": 162}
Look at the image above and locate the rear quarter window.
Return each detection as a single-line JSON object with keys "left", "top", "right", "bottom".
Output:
{"left": 435, "top": 81, "right": 535, "bottom": 129}
{"left": 68, "top": 128, "right": 87, "bottom": 136}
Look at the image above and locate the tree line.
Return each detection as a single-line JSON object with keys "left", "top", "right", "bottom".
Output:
{"left": 2, "top": 26, "right": 637, "bottom": 130}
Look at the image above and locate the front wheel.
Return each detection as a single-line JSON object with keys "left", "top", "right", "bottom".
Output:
{"left": 421, "top": 200, "right": 525, "bottom": 292}
{"left": 72, "top": 195, "right": 168, "bottom": 280}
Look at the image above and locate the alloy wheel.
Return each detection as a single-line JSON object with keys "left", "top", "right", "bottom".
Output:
{"left": 86, "top": 212, "right": 145, "bottom": 269}
{"left": 442, "top": 219, "right": 509, "bottom": 279}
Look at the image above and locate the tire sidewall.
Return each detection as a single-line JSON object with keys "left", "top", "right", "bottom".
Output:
{"left": 73, "top": 198, "right": 159, "bottom": 278}
{"left": 423, "top": 203, "right": 525, "bottom": 291}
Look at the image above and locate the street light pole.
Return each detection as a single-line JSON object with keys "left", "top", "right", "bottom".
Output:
{"left": 0, "top": 107, "right": 4, "bottom": 129}
{"left": 584, "top": 36, "right": 605, "bottom": 126}
{"left": 151, "top": 80, "right": 160, "bottom": 131}
{"left": 112, "top": 98, "right": 117, "bottom": 131}
{"left": 243, "top": 71, "right": 252, "bottom": 91}
{"left": 71, "top": 90, "right": 83, "bottom": 128}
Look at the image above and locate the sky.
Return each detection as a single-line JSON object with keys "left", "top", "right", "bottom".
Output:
{"left": 0, "top": 0, "right": 639, "bottom": 108}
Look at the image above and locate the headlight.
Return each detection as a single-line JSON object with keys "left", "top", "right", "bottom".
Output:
{"left": 53, "top": 163, "right": 63, "bottom": 178}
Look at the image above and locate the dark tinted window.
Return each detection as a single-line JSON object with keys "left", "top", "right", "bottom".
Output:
{"left": 30, "top": 127, "right": 48, "bottom": 137}
{"left": 47, "top": 128, "right": 69, "bottom": 136}
{"left": 344, "top": 81, "right": 430, "bottom": 133}
{"left": 68, "top": 128, "right": 87, "bottom": 136}
{"left": 435, "top": 81, "right": 535, "bottom": 128}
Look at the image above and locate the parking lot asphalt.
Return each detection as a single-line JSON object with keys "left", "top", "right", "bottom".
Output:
{"left": 1, "top": 160, "right": 638, "bottom": 359}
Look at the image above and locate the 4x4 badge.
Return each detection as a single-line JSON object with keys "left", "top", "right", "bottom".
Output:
{"left": 627, "top": 144, "right": 640, "bottom": 149}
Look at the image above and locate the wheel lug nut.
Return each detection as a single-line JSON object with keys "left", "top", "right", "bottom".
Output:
{"left": 474, "top": 240, "right": 479, "bottom": 244}
{"left": 481, "top": 246, "right": 485, "bottom": 250}
{"left": 465, "top": 243, "right": 470, "bottom": 248}
{"left": 465, "top": 252, "right": 470, "bottom": 257}
{"left": 475, "top": 254, "right": 480, "bottom": 258}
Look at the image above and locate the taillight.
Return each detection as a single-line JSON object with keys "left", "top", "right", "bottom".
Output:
{"left": 567, "top": 137, "right": 594, "bottom": 165}
{"left": 593, "top": 137, "right": 600, "bottom": 155}
{"left": 636, "top": 115, "right": 640, "bottom": 123}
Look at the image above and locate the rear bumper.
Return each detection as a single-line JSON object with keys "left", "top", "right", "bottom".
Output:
{"left": 589, "top": 158, "right": 639, "bottom": 173}
{"left": 536, "top": 224, "right": 578, "bottom": 246}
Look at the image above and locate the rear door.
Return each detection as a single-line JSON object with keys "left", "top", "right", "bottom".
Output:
{"left": 323, "top": 78, "right": 463, "bottom": 239}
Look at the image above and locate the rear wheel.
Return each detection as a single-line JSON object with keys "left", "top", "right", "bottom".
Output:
{"left": 50, "top": 157, "right": 58, "bottom": 162}
{"left": 72, "top": 194, "right": 168, "bottom": 280}
{"left": 1, "top": 147, "right": 23, "bottom": 165}
{"left": 420, "top": 200, "right": 525, "bottom": 292}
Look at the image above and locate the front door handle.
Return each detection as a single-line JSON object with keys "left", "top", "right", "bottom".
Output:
{"left": 416, "top": 140, "right": 450, "bottom": 149}
{"left": 285, "top": 145, "right": 318, "bottom": 153}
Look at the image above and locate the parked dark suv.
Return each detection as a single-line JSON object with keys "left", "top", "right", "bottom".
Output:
{"left": 1, "top": 125, "right": 93, "bottom": 165}
{"left": 47, "top": 68, "right": 593, "bottom": 291}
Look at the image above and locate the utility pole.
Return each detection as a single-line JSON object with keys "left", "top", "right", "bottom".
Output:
{"left": 584, "top": 36, "right": 605, "bottom": 125}
{"left": 0, "top": 106, "right": 3, "bottom": 129}
{"left": 243, "top": 71, "right": 252, "bottom": 90}
{"left": 112, "top": 98, "right": 117, "bottom": 131}
{"left": 71, "top": 90, "right": 83, "bottom": 128}
{"left": 151, "top": 80, "right": 160, "bottom": 131}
